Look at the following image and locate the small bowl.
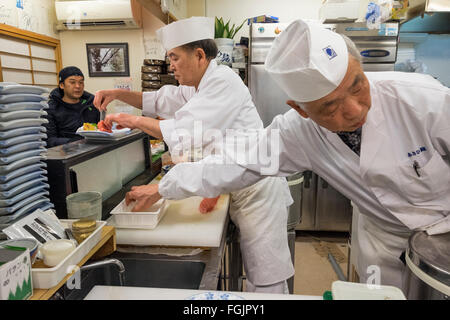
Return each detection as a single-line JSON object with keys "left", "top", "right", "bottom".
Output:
{"left": 40, "top": 239, "right": 76, "bottom": 267}
{"left": 0, "top": 238, "right": 39, "bottom": 264}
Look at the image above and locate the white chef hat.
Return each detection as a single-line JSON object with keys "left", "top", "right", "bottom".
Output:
{"left": 156, "top": 17, "right": 215, "bottom": 51}
{"left": 265, "top": 19, "right": 349, "bottom": 102}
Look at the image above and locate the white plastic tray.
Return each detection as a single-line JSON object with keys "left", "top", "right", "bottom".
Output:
{"left": 32, "top": 220, "right": 106, "bottom": 289}
{"left": 331, "top": 281, "right": 406, "bottom": 300}
{"left": 109, "top": 198, "right": 168, "bottom": 229}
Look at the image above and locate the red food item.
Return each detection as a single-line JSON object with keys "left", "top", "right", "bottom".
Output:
{"left": 199, "top": 196, "right": 220, "bottom": 214}
{"left": 97, "top": 120, "right": 112, "bottom": 133}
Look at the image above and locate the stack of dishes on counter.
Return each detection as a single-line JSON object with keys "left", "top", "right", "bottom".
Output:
{"left": 0, "top": 82, "right": 54, "bottom": 231}
{"left": 141, "top": 59, "right": 165, "bottom": 92}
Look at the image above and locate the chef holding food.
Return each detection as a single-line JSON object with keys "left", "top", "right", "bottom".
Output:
{"left": 93, "top": 17, "right": 295, "bottom": 294}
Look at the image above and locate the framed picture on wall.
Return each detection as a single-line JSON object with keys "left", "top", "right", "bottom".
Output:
{"left": 86, "top": 43, "right": 130, "bottom": 77}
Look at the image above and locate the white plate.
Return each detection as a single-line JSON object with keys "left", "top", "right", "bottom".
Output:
{"left": 0, "top": 148, "right": 46, "bottom": 165}
{"left": 0, "top": 93, "right": 47, "bottom": 104}
{"left": 0, "top": 133, "right": 47, "bottom": 147}
{"left": 0, "top": 198, "right": 52, "bottom": 224}
{"left": 0, "top": 84, "right": 49, "bottom": 95}
{"left": 0, "top": 191, "right": 49, "bottom": 215}
{"left": 0, "top": 118, "right": 48, "bottom": 131}
{"left": 0, "top": 183, "right": 49, "bottom": 207}
{"left": 0, "top": 101, "right": 48, "bottom": 113}
{"left": 0, "top": 164, "right": 46, "bottom": 184}
{"left": 0, "top": 110, "right": 47, "bottom": 121}
{"left": 0, "top": 177, "right": 47, "bottom": 198}
{"left": 0, "top": 156, "right": 46, "bottom": 174}
{"left": 76, "top": 126, "right": 131, "bottom": 141}
{"left": 0, "top": 141, "right": 46, "bottom": 156}
{"left": 0, "top": 126, "right": 46, "bottom": 140}
{"left": 185, "top": 292, "right": 245, "bottom": 300}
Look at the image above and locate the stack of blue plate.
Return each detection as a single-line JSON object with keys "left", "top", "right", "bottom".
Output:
{"left": 0, "top": 82, "right": 54, "bottom": 225}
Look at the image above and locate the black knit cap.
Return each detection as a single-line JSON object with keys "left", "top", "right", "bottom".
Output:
{"left": 58, "top": 66, "right": 84, "bottom": 84}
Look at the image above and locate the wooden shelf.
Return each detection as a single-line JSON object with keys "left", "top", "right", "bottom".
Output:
{"left": 30, "top": 226, "right": 116, "bottom": 300}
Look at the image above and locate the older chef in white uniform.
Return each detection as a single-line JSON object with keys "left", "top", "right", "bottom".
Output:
{"left": 94, "top": 17, "right": 295, "bottom": 293}
{"left": 127, "top": 19, "right": 450, "bottom": 293}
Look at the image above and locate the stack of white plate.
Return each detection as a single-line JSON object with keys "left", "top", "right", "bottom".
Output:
{"left": 0, "top": 82, "right": 54, "bottom": 227}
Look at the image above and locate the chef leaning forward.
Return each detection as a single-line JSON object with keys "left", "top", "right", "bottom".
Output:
{"left": 93, "top": 17, "right": 295, "bottom": 293}
{"left": 127, "top": 19, "right": 450, "bottom": 293}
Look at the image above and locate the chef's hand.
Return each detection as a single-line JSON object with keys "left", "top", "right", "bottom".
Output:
{"left": 93, "top": 89, "right": 117, "bottom": 112}
{"left": 104, "top": 113, "right": 140, "bottom": 130}
{"left": 125, "top": 184, "right": 162, "bottom": 212}
{"left": 199, "top": 196, "right": 220, "bottom": 214}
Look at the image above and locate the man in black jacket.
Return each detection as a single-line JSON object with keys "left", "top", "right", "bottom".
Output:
{"left": 44, "top": 66, "right": 99, "bottom": 147}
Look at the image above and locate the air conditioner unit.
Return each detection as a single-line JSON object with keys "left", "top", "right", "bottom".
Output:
{"left": 55, "top": 0, "right": 142, "bottom": 31}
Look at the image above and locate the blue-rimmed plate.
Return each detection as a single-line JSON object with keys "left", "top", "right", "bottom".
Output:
{"left": 0, "top": 101, "right": 48, "bottom": 113}
{"left": 0, "top": 156, "right": 46, "bottom": 174}
{"left": 0, "top": 191, "right": 49, "bottom": 215}
{"left": 185, "top": 292, "right": 245, "bottom": 300}
{"left": 0, "top": 183, "right": 49, "bottom": 207}
{"left": 0, "top": 126, "right": 46, "bottom": 140}
{"left": 0, "top": 93, "right": 47, "bottom": 104}
{"left": 0, "top": 198, "right": 52, "bottom": 224}
{"left": 0, "top": 148, "right": 46, "bottom": 165}
{"left": 0, "top": 110, "right": 47, "bottom": 121}
{"left": 0, "top": 118, "right": 48, "bottom": 131}
{"left": 0, "top": 163, "right": 46, "bottom": 184}
{"left": 0, "top": 84, "right": 49, "bottom": 95}
{"left": 0, "top": 177, "right": 48, "bottom": 198}
{"left": 0, "top": 133, "right": 47, "bottom": 147}
{"left": 0, "top": 141, "right": 46, "bottom": 156}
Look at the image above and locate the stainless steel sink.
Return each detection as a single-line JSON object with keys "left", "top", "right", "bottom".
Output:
{"left": 56, "top": 252, "right": 206, "bottom": 300}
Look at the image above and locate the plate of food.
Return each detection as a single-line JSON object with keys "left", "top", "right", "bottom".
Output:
{"left": 76, "top": 121, "right": 131, "bottom": 141}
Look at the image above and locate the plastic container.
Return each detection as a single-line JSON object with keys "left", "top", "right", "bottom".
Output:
{"left": 0, "top": 238, "right": 39, "bottom": 264}
{"left": 40, "top": 239, "right": 76, "bottom": 267}
{"left": 32, "top": 220, "right": 106, "bottom": 289}
{"left": 110, "top": 198, "right": 167, "bottom": 229}
{"left": 331, "top": 280, "right": 406, "bottom": 300}
{"left": 66, "top": 191, "right": 102, "bottom": 221}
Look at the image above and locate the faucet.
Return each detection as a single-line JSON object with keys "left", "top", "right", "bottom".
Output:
{"left": 80, "top": 258, "right": 126, "bottom": 286}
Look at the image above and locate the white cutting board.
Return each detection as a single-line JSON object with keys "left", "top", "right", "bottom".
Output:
{"left": 108, "top": 194, "right": 230, "bottom": 248}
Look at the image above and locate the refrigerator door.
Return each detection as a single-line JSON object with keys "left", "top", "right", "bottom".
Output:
{"left": 249, "top": 64, "right": 291, "bottom": 127}
{"left": 315, "top": 176, "right": 352, "bottom": 232}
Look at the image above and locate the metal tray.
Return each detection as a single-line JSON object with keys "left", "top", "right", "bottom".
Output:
{"left": 0, "top": 191, "right": 49, "bottom": 215}
{"left": 0, "top": 141, "right": 46, "bottom": 156}
{"left": 0, "top": 163, "right": 46, "bottom": 183}
{"left": 0, "top": 133, "right": 47, "bottom": 147}
{"left": 0, "top": 148, "right": 46, "bottom": 165}
{"left": 0, "top": 101, "right": 48, "bottom": 113}
{"left": 0, "top": 184, "right": 49, "bottom": 207}
{"left": 0, "top": 93, "right": 47, "bottom": 104}
{"left": 0, "top": 155, "right": 46, "bottom": 174}
{"left": 0, "top": 84, "right": 49, "bottom": 95}
{"left": 0, "top": 168, "right": 47, "bottom": 189}
{"left": 0, "top": 198, "right": 52, "bottom": 224}
{"left": 0, "top": 177, "right": 48, "bottom": 198}
{"left": 0, "top": 126, "right": 46, "bottom": 140}
{"left": 0, "top": 110, "right": 47, "bottom": 121}
{"left": 0, "top": 118, "right": 48, "bottom": 131}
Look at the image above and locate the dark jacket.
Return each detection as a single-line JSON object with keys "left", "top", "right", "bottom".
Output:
{"left": 44, "top": 88, "right": 99, "bottom": 147}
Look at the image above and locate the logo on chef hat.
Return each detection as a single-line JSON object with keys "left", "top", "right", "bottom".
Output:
{"left": 323, "top": 46, "right": 337, "bottom": 60}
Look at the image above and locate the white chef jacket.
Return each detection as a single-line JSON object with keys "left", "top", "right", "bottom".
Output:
{"left": 142, "top": 60, "right": 264, "bottom": 155}
{"left": 159, "top": 71, "right": 450, "bottom": 235}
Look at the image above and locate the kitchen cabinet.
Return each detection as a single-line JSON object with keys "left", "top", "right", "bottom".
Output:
{"left": 296, "top": 172, "right": 352, "bottom": 232}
